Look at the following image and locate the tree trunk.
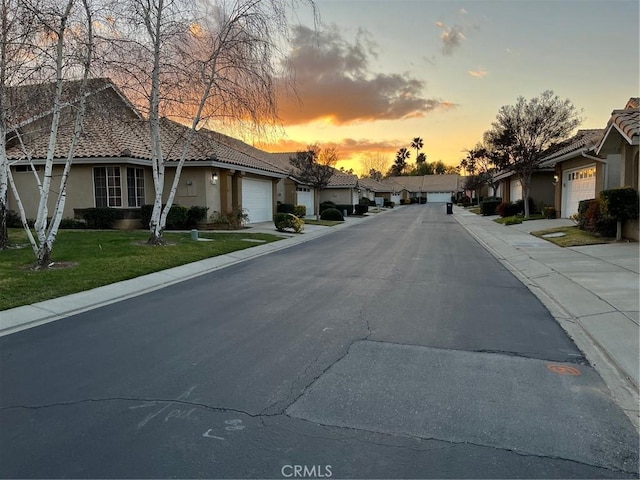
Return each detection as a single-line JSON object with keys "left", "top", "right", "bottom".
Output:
{"left": 616, "top": 220, "right": 622, "bottom": 242}
{"left": 0, "top": 200, "right": 7, "bottom": 249}
{"left": 35, "top": 242, "right": 52, "bottom": 269}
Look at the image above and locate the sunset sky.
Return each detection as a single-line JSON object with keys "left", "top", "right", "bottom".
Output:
{"left": 253, "top": 0, "right": 639, "bottom": 174}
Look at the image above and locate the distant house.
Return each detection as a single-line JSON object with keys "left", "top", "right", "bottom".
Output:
{"left": 382, "top": 175, "right": 460, "bottom": 203}
{"left": 356, "top": 177, "right": 395, "bottom": 204}
{"left": 494, "top": 169, "right": 555, "bottom": 208}
{"left": 6, "top": 79, "right": 288, "bottom": 227}
{"left": 319, "top": 170, "right": 359, "bottom": 208}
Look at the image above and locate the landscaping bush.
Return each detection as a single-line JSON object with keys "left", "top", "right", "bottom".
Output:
{"left": 502, "top": 216, "right": 523, "bottom": 225}
{"left": 480, "top": 200, "right": 501, "bottom": 216}
{"left": 354, "top": 204, "right": 369, "bottom": 215}
{"left": 59, "top": 218, "right": 87, "bottom": 229}
{"left": 294, "top": 205, "right": 306, "bottom": 218}
{"left": 209, "top": 208, "right": 248, "bottom": 229}
{"left": 600, "top": 187, "right": 639, "bottom": 222}
{"left": 273, "top": 212, "right": 304, "bottom": 233}
{"left": 335, "top": 204, "right": 354, "bottom": 216}
{"left": 383, "top": 200, "right": 395, "bottom": 208}
{"left": 186, "top": 206, "right": 209, "bottom": 227}
{"left": 496, "top": 202, "right": 518, "bottom": 217}
{"left": 576, "top": 198, "right": 616, "bottom": 237}
{"left": 320, "top": 208, "right": 344, "bottom": 221}
{"left": 359, "top": 198, "right": 372, "bottom": 205}
{"left": 277, "top": 203, "right": 295, "bottom": 214}
{"left": 6, "top": 210, "right": 22, "bottom": 228}
{"left": 319, "top": 201, "right": 336, "bottom": 213}
{"left": 79, "top": 207, "right": 123, "bottom": 229}
{"left": 542, "top": 206, "right": 556, "bottom": 219}
{"left": 513, "top": 197, "right": 538, "bottom": 215}
{"left": 165, "top": 204, "right": 189, "bottom": 229}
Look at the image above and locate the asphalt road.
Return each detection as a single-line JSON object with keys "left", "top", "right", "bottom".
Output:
{"left": 1, "top": 204, "right": 638, "bottom": 479}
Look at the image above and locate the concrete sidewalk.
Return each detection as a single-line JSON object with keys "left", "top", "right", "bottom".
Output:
{"left": 454, "top": 206, "right": 639, "bottom": 426}
{"left": 0, "top": 211, "right": 385, "bottom": 337}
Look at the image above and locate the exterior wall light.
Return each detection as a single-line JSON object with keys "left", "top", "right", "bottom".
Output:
{"left": 211, "top": 172, "right": 219, "bottom": 185}
{"left": 552, "top": 174, "right": 559, "bottom": 186}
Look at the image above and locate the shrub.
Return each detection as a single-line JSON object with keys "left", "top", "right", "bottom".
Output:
{"left": 277, "top": 203, "right": 295, "bottom": 214}
{"left": 383, "top": 200, "right": 395, "bottom": 208}
{"left": 354, "top": 204, "right": 369, "bottom": 215}
{"left": 165, "top": 204, "right": 189, "bottom": 229}
{"left": 186, "top": 206, "right": 209, "bottom": 227}
{"left": 542, "top": 206, "right": 556, "bottom": 219}
{"left": 576, "top": 198, "right": 616, "bottom": 237}
{"left": 320, "top": 208, "right": 344, "bottom": 221}
{"left": 600, "top": 187, "right": 639, "bottom": 222}
{"left": 458, "top": 195, "right": 471, "bottom": 205}
{"left": 59, "top": 218, "right": 87, "bottom": 229}
{"left": 480, "top": 200, "right": 501, "bottom": 216}
{"left": 497, "top": 202, "right": 518, "bottom": 217}
{"left": 359, "top": 197, "right": 371, "bottom": 205}
{"left": 274, "top": 212, "right": 304, "bottom": 233}
{"left": 294, "top": 205, "right": 306, "bottom": 218}
{"left": 319, "top": 201, "right": 336, "bottom": 213}
{"left": 6, "top": 210, "right": 22, "bottom": 228}
{"left": 513, "top": 197, "right": 538, "bottom": 215}
{"left": 79, "top": 207, "right": 123, "bottom": 229}
{"left": 209, "top": 208, "right": 248, "bottom": 229}
{"left": 335, "top": 204, "right": 354, "bottom": 216}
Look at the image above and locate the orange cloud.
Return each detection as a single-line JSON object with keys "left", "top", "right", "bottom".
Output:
{"left": 468, "top": 68, "right": 488, "bottom": 78}
{"left": 276, "top": 25, "right": 456, "bottom": 126}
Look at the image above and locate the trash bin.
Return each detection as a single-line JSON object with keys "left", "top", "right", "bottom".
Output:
{"left": 446, "top": 202, "right": 453, "bottom": 215}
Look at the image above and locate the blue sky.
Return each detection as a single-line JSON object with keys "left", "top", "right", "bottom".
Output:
{"left": 257, "top": 0, "right": 639, "bottom": 173}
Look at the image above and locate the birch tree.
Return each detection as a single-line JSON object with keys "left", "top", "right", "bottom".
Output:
{"left": 0, "top": 0, "right": 41, "bottom": 249}
{"left": 104, "top": 0, "right": 316, "bottom": 245}
{"left": 4, "top": 0, "right": 95, "bottom": 267}
{"left": 486, "top": 90, "right": 582, "bottom": 218}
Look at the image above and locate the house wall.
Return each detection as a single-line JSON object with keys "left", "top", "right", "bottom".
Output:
{"left": 319, "top": 188, "right": 354, "bottom": 205}
{"left": 621, "top": 146, "right": 639, "bottom": 189}
{"left": 530, "top": 172, "right": 555, "bottom": 208}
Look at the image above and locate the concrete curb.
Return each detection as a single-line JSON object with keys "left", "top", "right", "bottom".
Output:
{"left": 452, "top": 207, "right": 639, "bottom": 429}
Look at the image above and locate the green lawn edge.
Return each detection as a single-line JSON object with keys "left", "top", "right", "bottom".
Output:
{"left": 0, "top": 229, "right": 284, "bottom": 311}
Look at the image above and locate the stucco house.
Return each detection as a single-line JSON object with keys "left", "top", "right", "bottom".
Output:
{"left": 494, "top": 169, "right": 556, "bottom": 208}
{"left": 538, "top": 98, "right": 639, "bottom": 239}
{"left": 356, "top": 177, "right": 394, "bottom": 204}
{"left": 382, "top": 175, "right": 460, "bottom": 203}
{"left": 5, "top": 79, "right": 289, "bottom": 227}
{"left": 319, "top": 171, "right": 359, "bottom": 208}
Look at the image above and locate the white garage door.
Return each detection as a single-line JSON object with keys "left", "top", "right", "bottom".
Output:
{"left": 510, "top": 179, "right": 522, "bottom": 201}
{"left": 391, "top": 194, "right": 401, "bottom": 204}
{"left": 242, "top": 177, "right": 273, "bottom": 223}
{"left": 427, "top": 192, "right": 451, "bottom": 203}
{"left": 296, "top": 188, "right": 314, "bottom": 217}
{"left": 563, "top": 165, "right": 596, "bottom": 218}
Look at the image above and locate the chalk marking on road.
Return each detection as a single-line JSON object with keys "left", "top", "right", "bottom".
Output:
{"left": 202, "top": 429, "right": 225, "bottom": 440}
{"left": 137, "top": 386, "right": 197, "bottom": 428}
{"left": 165, "top": 407, "right": 196, "bottom": 422}
{"left": 224, "top": 419, "right": 245, "bottom": 431}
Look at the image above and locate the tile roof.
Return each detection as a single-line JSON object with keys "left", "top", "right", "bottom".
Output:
{"left": 539, "top": 129, "right": 604, "bottom": 165}
{"left": 6, "top": 82, "right": 287, "bottom": 176}
{"left": 357, "top": 177, "right": 393, "bottom": 192}
{"left": 608, "top": 108, "right": 639, "bottom": 143}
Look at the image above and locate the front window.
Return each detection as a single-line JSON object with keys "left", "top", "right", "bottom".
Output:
{"left": 127, "top": 167, "right": 145, "bottom": 207}
{"left": 94, "top": 166, "right": 122, "bottom": 207}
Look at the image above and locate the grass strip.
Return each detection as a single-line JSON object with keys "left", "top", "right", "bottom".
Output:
{"left": 0, "top": 229, "right": 283, "bottom": 311}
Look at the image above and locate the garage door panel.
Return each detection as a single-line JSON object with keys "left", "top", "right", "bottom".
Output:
{"left": 296, "top": 190, "right": 314, "bottom": 217}
{"left": 563, "top": 166, "right": 596, "bottom": 218}
{"left": 510, "top": 180, "right": 522, "bottom": 201}
{"left": 427, "top": 192, "right": 451, "bottom": 203}
{"left": 242, "top": 178, "right": 273, "bottom": 223}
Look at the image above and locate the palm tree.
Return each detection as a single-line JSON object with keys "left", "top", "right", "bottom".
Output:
{"left": 392, "top": 147, "right": 411, "bottom": 175}
{"left": 411, "top": 137, "right": 424, "bottom": 163}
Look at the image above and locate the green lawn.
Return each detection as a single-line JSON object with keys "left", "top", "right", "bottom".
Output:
{"left": 531, "top": 226, "right": 612, "bottom": 247}
{"left": 494, "top": 214, "right": 545, "bottom": 225}
{"left": 0, "top": 229, "right": 283, "bottom": 311}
